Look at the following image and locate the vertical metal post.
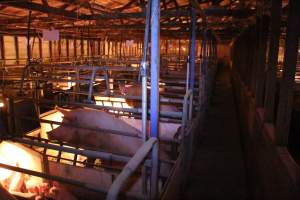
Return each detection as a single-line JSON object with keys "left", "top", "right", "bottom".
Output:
{"left": 178, "top": 39, "right": 181, "bottom": 66}
{"left": 150, "top": 0, "right": 159, "bottom": 198}
{"left": 27, "top": 10, "right": 32, "bottom": 64}
{"left": 199, "top": 27, "right": 207, "bottom": 109}
{"left": 150, "top": 0, "right": 160, "bottom": 139}
{"left": 186, "top": 57, "right": 190, "bottom": 93}
{"left": 87, "top": 68, "right": 97, "bottom": 103}
{"left": 142, "top": 0, "right": 151, "bottom": 143}
{"left": 104, "top": 70, "right": 110, "bottom": 95}
{"left": 5, "top": 98, "right": 15, "bottom": 135}
{"left": 189, "top": 8, "right": 196, "bottom": 91}
{"left": 140, "top": 2, "right": 151, "bottom": 193}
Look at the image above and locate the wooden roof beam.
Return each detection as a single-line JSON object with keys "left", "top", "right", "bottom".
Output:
{"left": 0, "top": 1, "right": 255, "bottom": 20}
{"left": 0, "top": 0, "right": 88, "bottom": 19}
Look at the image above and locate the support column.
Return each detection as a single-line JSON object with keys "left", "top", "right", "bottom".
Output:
{"left": 150, "top": 0, "right": 159, "bottom": 198}
{"left": 199, "top": 27, "right": 207, "bottom": 108}
{"left": 275, "top": 0, "right": 300, "bottom": 145}
{"left": 189, "top": 8, "right": 196, "bottom": 91}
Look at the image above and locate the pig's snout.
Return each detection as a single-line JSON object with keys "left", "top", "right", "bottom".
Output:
{"left": 47, "top": 131, "right": 58, "bottom": 140}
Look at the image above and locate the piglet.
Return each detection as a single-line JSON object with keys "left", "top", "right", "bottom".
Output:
{"left": 46, "top": 186, "right": 77, "bottom": 200}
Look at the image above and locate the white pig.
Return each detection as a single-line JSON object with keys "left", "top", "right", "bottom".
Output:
{"left": 118, "top": 83, "right": 179, "bottom": 112}
{"left": 55, "top": 107, "right": 141, "bottom": 137}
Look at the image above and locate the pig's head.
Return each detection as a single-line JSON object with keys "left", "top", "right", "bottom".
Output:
{"left": 47, "top": 126, "right": 74, "bottom": 142}
{"left": 55, "top": 106, "right": 78, "bottom": 124}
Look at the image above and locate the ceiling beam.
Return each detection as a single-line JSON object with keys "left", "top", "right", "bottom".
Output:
{"left": 0, "top": 1, "right": 255, "bottom": 20}
{"left": 0, "top": 0, "right": 88, "bottom": 19}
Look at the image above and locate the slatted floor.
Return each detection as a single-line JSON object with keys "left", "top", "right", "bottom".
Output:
{"left": 184, "top": 66, "right": 248, "bottom": 200}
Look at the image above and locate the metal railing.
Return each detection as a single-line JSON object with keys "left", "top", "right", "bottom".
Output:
{"left": 106, "top": 137, "right": 158, "bottom": 200}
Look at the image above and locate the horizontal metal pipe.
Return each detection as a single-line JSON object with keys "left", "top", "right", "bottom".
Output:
{"left": 35, "top": 64, "right": 140, "bottom": 72}
{"left": 51, "top": 89, "right": 184, "bottom": 104}
{"left": 106, "top": 138, "right": 157, "bottom": 200}
{"left": 11, "top": 137, "right": 142, "bottom": 165}
{"left": 6, "top": 113, "right": 181, "bottom": 143}
{"left": 0, "top": 162, "right": 106, "bottom": 193}
{"left": 38, "top": 99, "right": 183, "bottom": 119}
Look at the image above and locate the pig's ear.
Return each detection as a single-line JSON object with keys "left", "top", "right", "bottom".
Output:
{"left": 73, "top": 116, "right": 78, "bottom": 123}
{"left": 62, "top": 116, "right": 74, "bottom": 124}
{"left": 55, "top": 106, "right": 69, "bottom": 116}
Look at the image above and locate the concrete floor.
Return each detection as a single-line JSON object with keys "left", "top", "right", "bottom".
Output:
{"left": 184, "top": 67, "right": 248, "bottom": 200}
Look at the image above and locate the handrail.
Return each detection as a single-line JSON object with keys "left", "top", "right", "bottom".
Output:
{"left": 106, "top": 137, "right": 158, "bottom": 200}
{"left": 182, "top": 89, "right": 193, "bottom": 128}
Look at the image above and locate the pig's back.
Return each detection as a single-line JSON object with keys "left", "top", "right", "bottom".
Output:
{"left": 74, "top": 109, "right": 141, "bottom": 136}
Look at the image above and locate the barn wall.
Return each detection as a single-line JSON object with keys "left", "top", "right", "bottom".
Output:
{"left": 231, "top": 70, "right": 300, "bottom": 200}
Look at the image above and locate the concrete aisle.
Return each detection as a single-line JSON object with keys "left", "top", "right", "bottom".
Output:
{"left": 184, "top": 67, "right": 248, "bottom": 200}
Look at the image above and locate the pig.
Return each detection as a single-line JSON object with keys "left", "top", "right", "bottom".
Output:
{"left": 47, "top": 108, "right": 180, "bottom": 179}
{"left": 46, "top": 185, "right": 77, "bottom": 200}
{"left": 48, "top": 107, "right": 143, "bottom": 155}
{"left": 48, "top": 122, "right": 144, "bottom": 156}
{"left": 48, "top": 107, "right": 180, "bottom": 156}
{"left": 33, "top": 182, "right": 77, "bottom": 200}
{"left": 118, "top": 83, "right": 179, "bottom": 112}
{"left": 55, "top": 107, "right": 141, "bottom": 137}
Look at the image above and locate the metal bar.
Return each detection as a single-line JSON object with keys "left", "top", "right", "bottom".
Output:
{"left": 11, "top": 137, "right": 144, "bottom": 165}
{"left": 106, "top": 137, "right": 157, "bottom": 200}
{"left": 199, "top": 26, "right": 207, "bottom": 109}
{"left": 141, "top": 0, "right": 151, "bottom": 143}
{"left": 87, "top": 67, "right": 97, "bottom": 102}
{"left": 150, "top": 0, "right": 160, "bottom": 198}
{"left": 189, "top": 8, "right": 196, "bottom": 91}
{"left": 39, "top": 98, "right": 183, "bottom": 118}
{"left": 51, "top": 90, "right": 184, "bottom": 104}
{"left": 150, "top": 0, "right": 160, "bottom": 138}
{"left": 141, "top": 0, "right": 152, "bottom": 194}
{"left": 185, "top": 57, "right": 190, "bottom": 94}
{"left": 0, "top": 162, "right": 106, "bottom": 193}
